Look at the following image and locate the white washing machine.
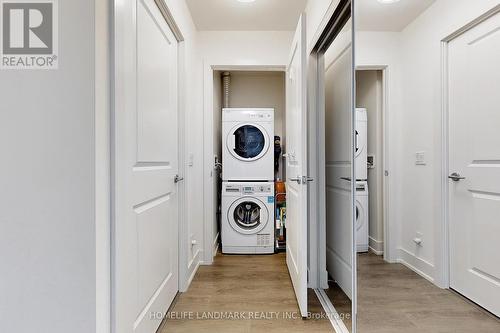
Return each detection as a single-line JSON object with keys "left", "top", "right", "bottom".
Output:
{"left": 355, "top": 108, "right": 368, "bottom": 181}
{"left": 356, "top": 181, "right": 369, "bottom": 252}
{"left": 222, "top": 108, "right": 274, "bottom": 182}
{"left": 221, "top": 182, "right": 275, "bottom": 254}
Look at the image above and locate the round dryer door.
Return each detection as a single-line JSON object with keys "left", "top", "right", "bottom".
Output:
{"left": 355, "top": 199, "right": 365, "bottom": 232}
{"left": 227, "top": 123, "right": 270, "bottom": 161}
{"left": 228, "top": 197, "right": 269, "bottom": 235}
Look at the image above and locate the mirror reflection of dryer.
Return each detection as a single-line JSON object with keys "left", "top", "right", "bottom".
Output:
{"left": 221, "top": 182, "right": 275, "bottom": 254}
{"left": 356, "top": 181, "right": 369, "bottom": 253}
{"left": 355, "top": 108, "right": 368, "bottom": 181}
{"left": 222, "top": 108, "right": 274, "bottom": 182}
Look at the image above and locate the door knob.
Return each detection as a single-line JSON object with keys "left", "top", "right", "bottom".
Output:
{"left": 448, "top": 172, "right": 466, "bottom": 182}
{"left": 174, "top": 175, "right": 184, "bottom": 183}
{"left": 289, "top": 176, "right": 302, "bottom": 184}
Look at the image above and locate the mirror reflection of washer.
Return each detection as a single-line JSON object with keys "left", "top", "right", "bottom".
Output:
{"left": 222, "top": 108, "right": 274, "bottom": 182}
{"left": 222, "top": 182, "right": 275, "bottom": 254}
{"left": 356, "top": 181, "right": 369, "bottom": 252}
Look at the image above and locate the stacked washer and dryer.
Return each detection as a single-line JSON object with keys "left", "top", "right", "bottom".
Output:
{"left": 355, "top": 108, "right": 369, "bottom": 252}
{"left": 221, "top": 108, "right": 275, "bottom": 254}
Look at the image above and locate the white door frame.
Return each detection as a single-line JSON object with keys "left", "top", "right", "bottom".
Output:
{"left": 201, "top": 62, "right": 286, "bottom": 265}
{"left": 354, "top": 65, "right": 394, "bottom": 262}
{"left": 438, "top": 4, "right": 500, "bottom": 289}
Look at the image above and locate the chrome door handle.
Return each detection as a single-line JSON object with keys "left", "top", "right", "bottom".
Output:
{"left": 289, "top": 177, "right": 302, "bottom": 184}
{"left": 448, "top": 172, "right": 466, "bottom": 182}
{"left": 174, "top": 175, "right": 184, "bottom": 183}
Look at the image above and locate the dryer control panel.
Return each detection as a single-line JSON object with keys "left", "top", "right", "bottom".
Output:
{"left": 224, "top": 183, "right": 273, "bottom": 195}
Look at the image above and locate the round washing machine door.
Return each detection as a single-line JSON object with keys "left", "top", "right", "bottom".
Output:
{"left": 355, "top": 199, "right": 366, "bottom": 232}
{"left": 228, "top": 197, "right": 269, "bottom": 235}
{"left": 227, "top": 123, "right": 270, "bottom": 162}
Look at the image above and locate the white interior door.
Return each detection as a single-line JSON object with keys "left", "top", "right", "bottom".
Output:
{"left": 113, "top": 0, "right": 179, "bottom": 332}
{"left": 323, "top": 22, "right": 354, "bottom": 300}
{"left": 286, "top": 14, "right": 308, "bottom": 318}
{"left": 449, "top": 10, "right": 500, "bottom": 317}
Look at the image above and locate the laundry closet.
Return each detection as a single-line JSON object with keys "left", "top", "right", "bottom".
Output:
{"left": 355, "top": 70, "right": 385, "bottom": 256}
{"left": 212, "top": 70, "right": 287, "bottom": 255}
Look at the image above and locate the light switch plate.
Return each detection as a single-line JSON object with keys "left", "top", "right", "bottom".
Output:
{"left": 415, "top": 151, "right": 426, "bottom": 165}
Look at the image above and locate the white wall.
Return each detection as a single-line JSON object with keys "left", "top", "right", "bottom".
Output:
{"left": 356, "top": 70, "right": 384, "bottom": 254}
{"left": 356, "top": 0, "right": 500, "bottom": 284}
{"left": 0, "top": 1, "right": 96, "bottom": 332}
{"left": 198, "top": 31, "right": 294, "bottom": 66}
{"left": 95, "top": 0, "right": 111, "bottom": 332}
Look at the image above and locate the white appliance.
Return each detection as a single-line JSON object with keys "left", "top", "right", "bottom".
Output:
{"left": 355, "top": 108, "right": 368, "bottom": 180}
{"left": 221, "top": 182, "right": 275, "bottom": 254}
{"left": 355, "top": 181, "right": 369, "bottom": 252}
{"left": 222, "top": 108, "right": 274, "bottom": 181}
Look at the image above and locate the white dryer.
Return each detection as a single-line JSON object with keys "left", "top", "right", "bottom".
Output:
{"left": 222, "top": 108, "right": 274, "bottom": 182}
{"left": 355, "top": 108, "right": 368, "bottom": 180}
{"left": 355, "top": 181, "right": 369, "bottom": 252}
{"left": 221, "top": 182, "right": 275, "bottom": 254}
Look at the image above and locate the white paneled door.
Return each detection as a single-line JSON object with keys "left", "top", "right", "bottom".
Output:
{"left": 448, "top": 10, "right": 500, "bottom": 317}
{"left": 113, "top": 0, "right": 179, "bottom": 332}
{"left": 323, "top": 23, "right": 354, "bottom": 300}
{"left": 286, "top": 14, "right": 308, "bottom": 318}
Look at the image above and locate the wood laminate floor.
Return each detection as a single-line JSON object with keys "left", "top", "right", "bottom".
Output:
{"left": 159, "top": 252, "right": 334, "bottom": 333}
{"left": 357, "top": 252, "right": 500, "bottom": 333}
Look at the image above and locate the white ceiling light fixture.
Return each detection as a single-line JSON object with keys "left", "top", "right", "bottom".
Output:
{"left": 237, "top": 0, "right": 256, "bottom": 3}
{"left": 377, "top": 0, "right": 401, "bottom": 4}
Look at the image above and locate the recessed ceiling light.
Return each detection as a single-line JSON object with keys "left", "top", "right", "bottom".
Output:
{"left": 377, "top": 0, "right": 401, "bottom": 4}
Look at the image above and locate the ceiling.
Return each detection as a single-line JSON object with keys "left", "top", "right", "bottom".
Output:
{"left": 356, "top": 0, "right": 436, "bottom": 31}
{"left": 185, "top": 0, "right": 308, "bottom": 31}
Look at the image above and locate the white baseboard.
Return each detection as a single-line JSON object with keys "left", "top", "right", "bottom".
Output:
{"left": 368, "top": 236, "right": 384, "bottom": 255}
{"left": 181, "top": 249, "right": 201, "bottom": 292}
{"left": 397, "top": 247, "right": 435, "bottom": 283}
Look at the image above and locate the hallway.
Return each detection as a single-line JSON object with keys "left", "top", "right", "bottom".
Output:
{"left": 159, "top": 253, "right": 334, "bottom": 333}
{"left": 357, "top": 253, "right": 500, "bottom": 333}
